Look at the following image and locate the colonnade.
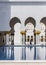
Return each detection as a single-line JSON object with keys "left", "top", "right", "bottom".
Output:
{"left": 0, "top": 27, "right": 45, "bottom": 46}
{"left": 0, "top": 31, "right": 14, "bottom": 46}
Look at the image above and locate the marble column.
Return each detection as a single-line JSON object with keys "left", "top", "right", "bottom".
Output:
{"left": 20, "top": 31, "right": 26, "bottom": 45}
{"left": 4, "top": 33, "right": 6, "bottom": 45}
{"left": 10, "top": 28, "right": 14, "bottom": 45}
{"left": 20, "top": 31, "right": 26, "bottom": 60}
{"left": 6, "top": 34, "right": 9, "bottom": 45}
{"left": 11, "top": 34, "right": 14, "bottom": 45}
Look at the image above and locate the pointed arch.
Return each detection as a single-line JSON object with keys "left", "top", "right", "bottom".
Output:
{"left": 40, "top": 17, "right": 46, "bottom": 25}
{"left": 25, "top": 17, "right": 36, "bottom": 27}
{"left": 9, "top": 17, "right": 21, "bottom": 28}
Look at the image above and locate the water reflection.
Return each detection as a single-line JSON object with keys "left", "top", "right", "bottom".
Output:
{"left": 2, "top": 47, "right": 14, "bottom": 60}
{"left": 36, "top": 46, "right": 45, "bottom": 60}
{"left": 21, "top": 47, "right": 26, "bottom": 60}
{"left": 26, "top": 47, "right": 34, "bottom": 60}
{"left": 0, "top": 46, "right": 46, "bottom": 60}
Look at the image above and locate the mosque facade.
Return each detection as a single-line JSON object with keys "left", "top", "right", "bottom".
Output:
{"left": 0, "top": 0, "right": 46, "bottom": 60}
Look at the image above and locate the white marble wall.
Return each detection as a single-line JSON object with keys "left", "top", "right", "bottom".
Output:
{"left": 0, "top": 4, "right": 46, "bottom": 31}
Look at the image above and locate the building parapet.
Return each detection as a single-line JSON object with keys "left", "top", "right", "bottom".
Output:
{"left": 0, "top": 1, "right": 46, "bottom": 5}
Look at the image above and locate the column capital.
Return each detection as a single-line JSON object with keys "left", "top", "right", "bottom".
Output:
{"left": 34, "top": 30, "right": 41, "bottom": 35}
{"left": 20, "top": 30, "right": 26, "bottom": 35}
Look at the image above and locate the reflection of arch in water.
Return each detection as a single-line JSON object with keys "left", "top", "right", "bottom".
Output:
{"left": 25, "top": 17, "right": 36, "bottom": 45}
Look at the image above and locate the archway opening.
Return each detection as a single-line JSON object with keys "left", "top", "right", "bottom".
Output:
{"left": 14, "top": 23, "right": 21, "bottom": 45}
{"left": 25, "top": 17, "right": 36, "bottom": 45}
{"left": 25, "top": 23, "right": 34, "bottom": 45}
{"left": 40, "top": 17, "right": 46, "bottom": 45}
{"left": 40, "top": 23, "right": 45, "bottom": 45}
{"left": 9, "top": 17, "right": 21, "bottom": 45}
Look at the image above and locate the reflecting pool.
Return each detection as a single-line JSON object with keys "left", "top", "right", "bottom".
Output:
{"left": 0, "top": 45, "right": 46, "bottom": 60}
